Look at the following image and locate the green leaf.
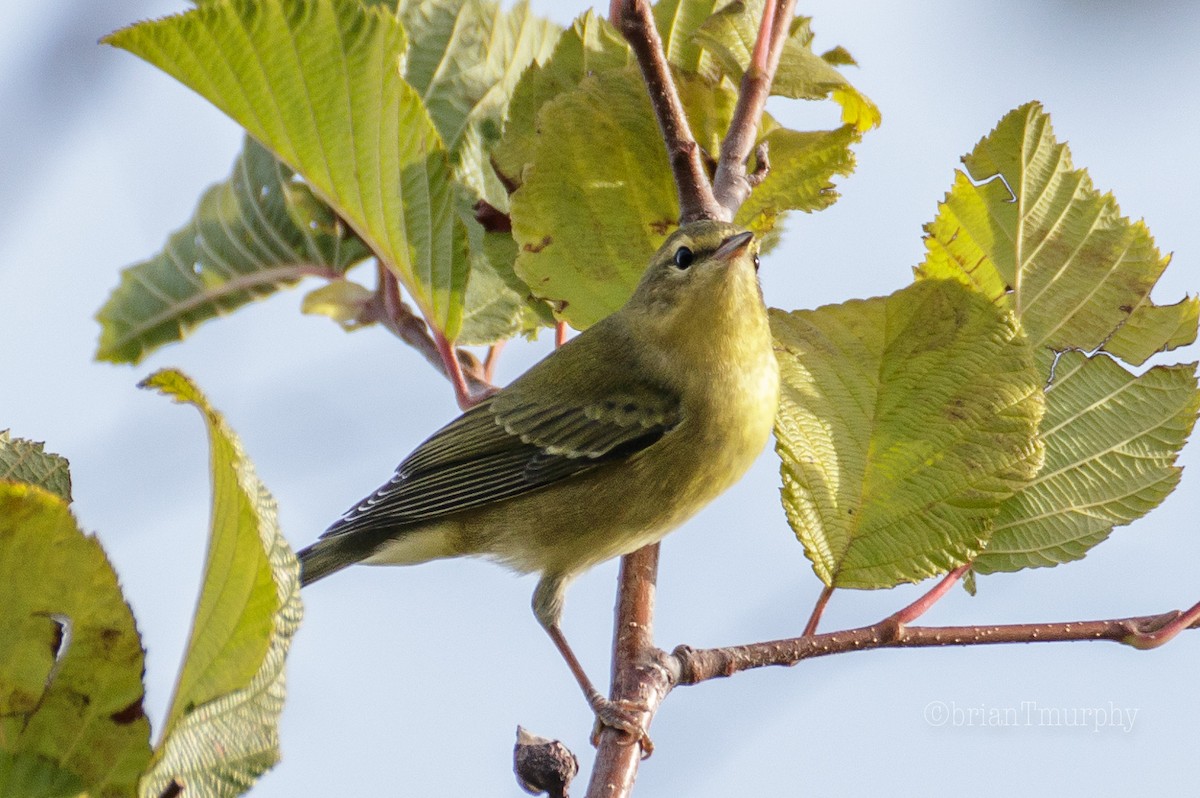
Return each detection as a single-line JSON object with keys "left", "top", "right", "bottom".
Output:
{"left": 400, "top": 0, "right": 559, "bottom": 207}
{"left": 654, "top": 0, "right": 723, "bottom": 77}
{"left": 733, "top": 125, "right": 857, "bottom": 237}
{"left": 105, "top": 0, "right": 469, "bottom": 339}
{"left": 917, "top": 102, "right": 1194, "bottom": 359}
{"left": 771, "top": 280, "right": 1044, "bottom": 589}
{"left": 917, "top": 102, "right": 1200, "bottom": 576}
{"left": 0, "top": 431, "right": 71, "bottom": 502}
{"left": 493, "top": 9, "right": 632, "bottom": 187}
{"left": 693, "top": 2, "right": 881, "bottom": 131}
{"left": 0, "top": 484, "right": 151, "bottom": 798}
{"left": 300, "top": 280, "right": 375, "bottom": 330}
{"left": 137, "top": 369, "right": 302, "bottom": 798}
{"left": 97, "top": 137, "right": 369, "bottom": 364}
{"left": 509, "top": 66, "right": 737, "bottom": 329}
{"left": 973, "top": 352, "right": 1200, "bottom": 574}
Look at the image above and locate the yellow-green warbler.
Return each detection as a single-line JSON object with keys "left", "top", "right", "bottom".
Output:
{"left": 299, "top": 220, "right": 780, "bottom": 744}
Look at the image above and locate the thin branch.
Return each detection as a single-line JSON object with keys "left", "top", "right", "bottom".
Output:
{"left": 887, "top": 564, "right": 970, "bottom": 626}
{"left": 803, "top": 585, "right": 833, "bottom": 636}
{"left": 483, "top": 340, "right": 505, "bottom": 384}
{"left": 362, "top": 264, "right": 493, "bottom": 403}
{"left": 672, "top": 604, "right": 1200, "bottom": 687}
{"left": 711, "top": 0, "right": 797, "bottom": 214}
{"left": 586, "top": 544, "right": 666, "bottom": 798}
{"left": 555, "top": 321, "right": 568, "bottom": 348}
{"left": 610, "top": 0, "right": 724, "bottom": 223}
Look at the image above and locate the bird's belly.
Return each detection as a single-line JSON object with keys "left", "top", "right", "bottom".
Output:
{"left": 459, "top": 417, "right": 769, "bottom": 578}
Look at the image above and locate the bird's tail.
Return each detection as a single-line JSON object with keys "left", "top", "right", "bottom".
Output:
{"left": 298, "top": 536, "right": 367, "bottom": 587}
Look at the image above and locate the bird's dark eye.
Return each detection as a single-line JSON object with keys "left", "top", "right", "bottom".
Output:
{"left": 753, "top": 254, "right": 761, "bottom": 271}
{"left": 673, "top": 246, "right": 694, "bottom": 269}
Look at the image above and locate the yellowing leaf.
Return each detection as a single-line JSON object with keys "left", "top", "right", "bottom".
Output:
{"left": 301, "top": 280, "right": 375, "bottom": 329}
{"left": 0, "top": 484, "right": 151, "bottom": 798}
{"left": 772, "top": 280, "right": 1044, "bottom": 589}
{"left": 734, "top": 125, "right": 857, "bottom": 236}
{"left": 693, "top": 2, "right": 881, "bottom": 131}
{"left": 917, "top": 102, "right": 1191, "bottom": 358}
{"left": 105, "top": 0, "right": 469, "bottom": 339}
{"left": 137, "top": 370, "right": 301, "bottom": 797}
{"left": 917, "top": 102, "right": 1200, "bottom": 577}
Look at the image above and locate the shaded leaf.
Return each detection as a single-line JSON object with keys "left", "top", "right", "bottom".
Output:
{"left": 97, "top": 137, "right": 369, "bottom": 364}
{"left": 772, "top": 280, "right": 1044, "bottom": 589}
{"left": 106, "top": 0, "right": 469, "bottom": 338}
{"left": 509, "top": 66, "right": 737, "bottom": 329}
{"left": 0, "top": 431, "right": 71, "bottom": 502}
{"left": 493, "top": 9, "right": 631, "bottom": 187}
{"left": 137, "top": 370, "right": 301, "bottom": 798}
{"left": 974, "top": 352, "right": 1199, "bottom": 574}
{"left": 0, "top": 484, "right": 151, "bottom": 798}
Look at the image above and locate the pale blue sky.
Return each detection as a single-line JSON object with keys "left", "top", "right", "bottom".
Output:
{"left": 2, "top": 2, "right": 1198, "bottom": 795}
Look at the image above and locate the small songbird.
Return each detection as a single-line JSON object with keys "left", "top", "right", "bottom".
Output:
{"left": 298, "top": 220, "right": 780, "bottom": 744}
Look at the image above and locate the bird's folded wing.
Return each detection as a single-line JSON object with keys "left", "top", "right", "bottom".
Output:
{"left": 322, "top": 384, "right": 680, "bottom": 536}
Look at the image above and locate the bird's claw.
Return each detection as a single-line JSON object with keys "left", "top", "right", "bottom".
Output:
{"left": 588, "top": 696, "right": 654, "bottom": 759}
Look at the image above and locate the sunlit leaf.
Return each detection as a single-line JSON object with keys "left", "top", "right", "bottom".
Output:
{"left": 106, "top": 0, "right": 469, "bottom": 338}
{"left": 917, "top": 102, "right": 1200, "bottom": 575}
{"left": 693, "top": 1, "right": 881, "bottom": 131}
{"left": 734, "top": 125, "right": 857, "bottom": 236}
{"left": 0, "top": 484, "right": 151, "bottom": 798}
{"left": 653, "top": 0, "right": 722, "bottom": 77}
{"left": 772, "top": 280, "right": 1044, "bottom": 588}
{"left": 137, "top": 369, "right": 301, "bottom": 798}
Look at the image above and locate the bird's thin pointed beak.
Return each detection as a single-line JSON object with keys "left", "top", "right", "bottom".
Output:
{"left": 714, "top": 231, "right": 754, "bottom": 261}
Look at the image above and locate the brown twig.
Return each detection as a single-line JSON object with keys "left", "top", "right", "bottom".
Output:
{"left": 363, "top": 264, "right": 493, "bottom": 403}
{"left": 610, "top": 0, "right": 724, "bottom": 223}
{"left": 586, "top": 545, "right": 666, "bottom": 798}
{"left": 672, "top": 604, "right": 1200, "bottom": 686}
{"left": 711, "top": 0, "right": 796, "bottom": 214}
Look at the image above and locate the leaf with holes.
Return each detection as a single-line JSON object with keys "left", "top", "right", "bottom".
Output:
{"left": 772, "top": 280, "right": 1044, "bottom": 589}
{"left": 917, "top": 102, "right": 1200, "bottom": 576}
{"left": 0, "top": 484, "right": 151, "bottom": 798}
{"left": 137, "top": 370, "right": 301, "bottom": 798}
{"left": 97, "top": 137, "right": 369, "bottom": 364}
{"left": 105, "top": 0, "right": 469, "bottom": 339}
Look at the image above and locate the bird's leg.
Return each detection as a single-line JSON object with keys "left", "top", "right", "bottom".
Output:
{"left": 533, "top": 576, "right": 652, "bottom": 754}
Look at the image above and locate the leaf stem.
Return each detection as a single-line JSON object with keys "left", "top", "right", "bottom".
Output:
{"left": 803, "top": 585, "right": 834, "bottom": 636}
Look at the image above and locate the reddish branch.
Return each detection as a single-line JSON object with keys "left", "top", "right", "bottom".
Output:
{"left": 711, "top": 0, "right": 796, "bottom": 214}
{"left": 362, "top": 264, "right": 492, "bottom": 405}
{"left": 672, "top": 602, "right": 1200, "bottom": 685}
{"left": 586, "top": 546, "right": 666, "bottom": 797}
{"left": 610, "top": 0, "right": 723, "bottom": 223}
